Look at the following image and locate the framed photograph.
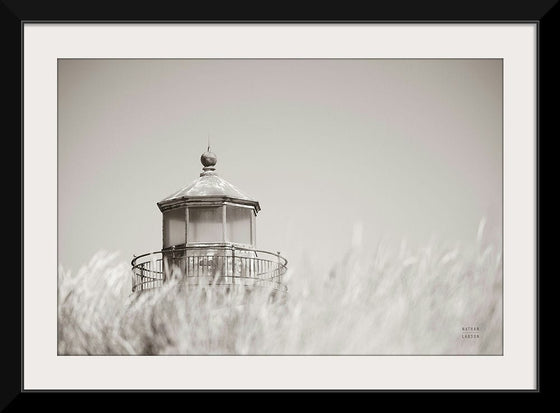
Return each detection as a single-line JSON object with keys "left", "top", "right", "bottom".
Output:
{"left": 11, "top": 3, "right": 550, "bottom": 399}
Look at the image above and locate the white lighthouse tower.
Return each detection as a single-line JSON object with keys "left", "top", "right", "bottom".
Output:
{"left": 131, "top": 147, "right": 287, "bottom": 295}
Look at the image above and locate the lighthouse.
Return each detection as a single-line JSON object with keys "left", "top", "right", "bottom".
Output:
{"left": 131, "top": 147, "right": 287, "bottom": 295}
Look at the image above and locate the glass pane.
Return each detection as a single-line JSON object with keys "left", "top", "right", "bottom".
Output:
{"left": 226, "top": 205, "right": 252, "bottom": 245}
{"left": 188, "top": 207, "right": 223, "bottom": 243}
{"left": 163, "top": 207, "right": 186, "bottom": 248}
{"left": 251, "top": 213, "right": 256, "bottom": 246}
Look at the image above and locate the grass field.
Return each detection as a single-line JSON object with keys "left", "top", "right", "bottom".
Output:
{"left": 58, "top": 221, "right": 502, "bottom": 355}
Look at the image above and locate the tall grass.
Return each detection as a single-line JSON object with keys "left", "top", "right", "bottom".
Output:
{"left": 58, "top": 222, "right": 502, "bottom": 355}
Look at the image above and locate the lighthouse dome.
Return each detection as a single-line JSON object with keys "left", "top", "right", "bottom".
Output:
{"left": 157, "top": 149, "right": 260, "bottom": 212}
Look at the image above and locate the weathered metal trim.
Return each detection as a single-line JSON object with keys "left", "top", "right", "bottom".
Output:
{"left": 157, "top": 196, "right": 260, "bottom": 213}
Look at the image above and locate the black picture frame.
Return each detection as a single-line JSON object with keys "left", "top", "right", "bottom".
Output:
{"left": 7, "top": 0, "right": 553, "bottom": 404}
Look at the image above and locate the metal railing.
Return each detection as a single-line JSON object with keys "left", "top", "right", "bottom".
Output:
{"left": 131, "top": 245, "right": 288, "bottom": 293}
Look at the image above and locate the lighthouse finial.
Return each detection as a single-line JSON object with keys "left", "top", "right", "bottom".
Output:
{"left": 200, "top": 137, "right": 217, "bottom": 175}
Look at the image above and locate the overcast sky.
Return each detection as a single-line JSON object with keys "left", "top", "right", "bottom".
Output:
{"left": 58, "top": 59, "right": 502, "bottom": 273}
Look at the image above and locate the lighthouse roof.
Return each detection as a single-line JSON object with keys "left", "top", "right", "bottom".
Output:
{"left": 157, "top": 149, "right": 260, "bottom": 212}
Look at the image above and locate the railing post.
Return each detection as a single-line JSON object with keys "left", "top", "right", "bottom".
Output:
{"left": 277, "top": 251, "right": 281, "bottom": 283}
{"left": 232, "top": 247, "right": 236, "bottom": 285}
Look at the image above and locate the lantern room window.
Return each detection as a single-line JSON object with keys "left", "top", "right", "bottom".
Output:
{"left": 226, "top": 205, "right": 253, "bottom": 245}
{"left": 163, "top": 207, "right": 186, "bottom": 248}
{"left": 187, "top": 206, "right": 224, "bottom": 243}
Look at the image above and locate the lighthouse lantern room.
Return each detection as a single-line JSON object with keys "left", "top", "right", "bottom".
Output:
{"left": 131, "top": 147, "right": 287, "bottom": 294}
